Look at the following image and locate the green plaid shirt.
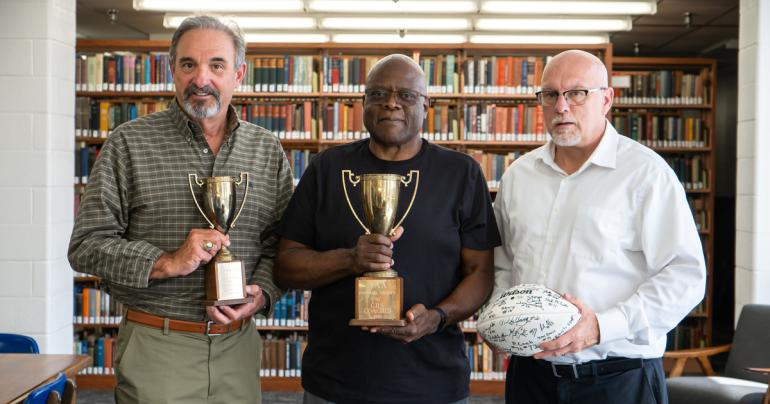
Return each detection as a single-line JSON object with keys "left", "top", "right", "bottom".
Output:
{"left": 69, "top": 101, "right": 293, "bottom": 321}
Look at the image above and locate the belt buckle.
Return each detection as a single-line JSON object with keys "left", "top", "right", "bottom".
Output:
{"left": 551, "top": 363, "right": 579, "bottom": 379}
{"left": 205, "top": 321, "right": 221, "bottom": 336}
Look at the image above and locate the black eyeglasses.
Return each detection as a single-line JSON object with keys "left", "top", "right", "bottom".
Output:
{"left": 535, "top": 88, "right": 606, "bottom": 107}
{"left": 364, "top": 88, "right": 428, "bottom": 106}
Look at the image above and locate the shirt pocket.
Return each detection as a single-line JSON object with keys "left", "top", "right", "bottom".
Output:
{"left": 569, "top": 206, "right": 630, "bottom": 263}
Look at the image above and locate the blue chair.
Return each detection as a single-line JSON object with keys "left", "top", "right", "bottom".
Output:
{"left": 0, "top": 333, "right": 40, "bottom": 353}
{"left": 23, "top": 372, "right": 66, "bottom": 404}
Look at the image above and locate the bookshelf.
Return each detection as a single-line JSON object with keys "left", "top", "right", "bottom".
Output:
{"left": 78, "top": 40, "right": 729, "bottom": 393}
{"left": 610, "top": 56, "right": 716, "bottom": 351}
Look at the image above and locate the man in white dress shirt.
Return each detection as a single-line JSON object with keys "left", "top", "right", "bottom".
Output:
{"left": 493, "top": 49, "right": 706, "bottom": 403}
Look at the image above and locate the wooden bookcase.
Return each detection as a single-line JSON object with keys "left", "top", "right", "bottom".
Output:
{"left": 71, "top": 41, "right": 716, "bottom": 391}
{"left": 610, "top": 57, "right": 716, "bottom": 352}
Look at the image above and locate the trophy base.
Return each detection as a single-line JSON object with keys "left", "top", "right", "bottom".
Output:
{"left": 203, "top": 296, "right": 254, "bottom": 307}
{"left": 350, "top": 276, "right": 404, "bottom": 327}
{"left": 205, "top": 259, "right": 250, "bottom": 307}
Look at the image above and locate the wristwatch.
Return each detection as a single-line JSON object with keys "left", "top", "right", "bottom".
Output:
{"left": 432, "top": 307, "right": 447, "bottom": 334}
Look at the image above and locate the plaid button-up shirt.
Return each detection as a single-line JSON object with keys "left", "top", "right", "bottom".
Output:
{"left": 69, "top": 101, "right": 293, "bottom": 321}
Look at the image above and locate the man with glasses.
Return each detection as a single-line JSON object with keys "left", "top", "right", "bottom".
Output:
{"left": 275, "top": 54, "right": 500, "bottom": 403}
{"left": 492, "top": 50, "right": 705, "bottom": 403}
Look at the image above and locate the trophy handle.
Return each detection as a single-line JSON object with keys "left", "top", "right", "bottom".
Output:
{"left": 229, "top": 172, "right": 249, "bottom": 229}
{"left": 341, "top": 169, "right": 371, "bottom": 234}
{"left": 188, "top": 174, "right": 216, "bottom": 229}
{"left": 391, "top": 170, "right": 420, "bottom": 235}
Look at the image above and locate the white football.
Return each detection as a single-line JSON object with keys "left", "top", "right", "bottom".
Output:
{"left": 477, "top": 284, "right": 580, "bottom": 356}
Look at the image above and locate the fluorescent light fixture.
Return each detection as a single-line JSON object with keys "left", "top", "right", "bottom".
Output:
{"left": 309, "top": 0, "right": 477, "bottom": 13}
{"left": 135, "top": 0, "right": 304, "bottom": 12}
{"left": 321, "top": 17, "right": 470, "bottom": 31}
{"left": 163, "top": 15, "right": 316, "bottom": 30}
{"left": 244, "top": 33, "right": 330, "bottom": 43}
{"left": 481, "top": 1, "right": 656, "bottom": 15}
{"left": 332, "top": 33, "right": 467, "bottom": 44}
{"left": 469, "top": 34, "right": 609, "bottom": 44}
{"left": 476, "top": 17, "right": 631, "bottom": 31}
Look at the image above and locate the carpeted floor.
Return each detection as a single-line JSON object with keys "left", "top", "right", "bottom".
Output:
{"left": 77, "top": 390, "right": 505, "bottom": 403}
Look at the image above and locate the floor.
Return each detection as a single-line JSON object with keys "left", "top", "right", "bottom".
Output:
{"left": 78, "top": 390, "right": 506, "bottom": 403}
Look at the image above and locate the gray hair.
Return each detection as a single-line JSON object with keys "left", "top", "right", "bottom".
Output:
{"left": 169, "top": 16, "right": 246, "bottom": 69}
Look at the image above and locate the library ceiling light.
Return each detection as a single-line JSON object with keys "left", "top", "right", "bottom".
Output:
{"left": 321, "top": 17, "right": 471, "bottom": 31}
{"left": 475, "top": 17, "right": 632, "bottom": 32}
{"left": 134, "top": 0, "right": 304, "bottom": 12}
{"left": 480, "top": 1, "right": 656, "bottom": 15}
{"left": 163, "top": 15, "right": 316, "bottom": 30}
{"left": 332, "top": 33, "right": 467, "bottom": 44}
{"left": 309, "top": 0, "right": 477, "bottom": 13}
{"left": 469, "top": 34, "right": 609, "bottom": 44}
{"left": 244, "top": 33, "right": 330, "bottom": 43}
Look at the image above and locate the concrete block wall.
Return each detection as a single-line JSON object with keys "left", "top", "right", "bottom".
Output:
{"left": 0, "top": 0, "right": 76, "bottom": 353}
{"left": 736, "top": 0, "right": 770, "bottom": 317}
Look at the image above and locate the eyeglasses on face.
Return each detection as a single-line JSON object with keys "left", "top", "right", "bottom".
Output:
{"left": 535, "top": 87, "right": 607, "bottom": 107}
{"left": 364, "top": 88, "right": 428, "bottom": 106}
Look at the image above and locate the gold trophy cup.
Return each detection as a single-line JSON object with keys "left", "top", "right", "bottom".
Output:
{"left": 188, "top": 172, "right": 254, "bottom": 306}
{"left": 342, "top": 170, "right": 419, "bottom": 326}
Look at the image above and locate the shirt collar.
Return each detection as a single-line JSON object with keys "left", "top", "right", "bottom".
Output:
{"left": 169, "top": 100, "right": 241, "bottom": 145}
{"left": 537, "top": 119, "right": 618, "bottom": 173}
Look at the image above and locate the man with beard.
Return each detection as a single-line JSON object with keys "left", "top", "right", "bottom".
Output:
{"left": 275, "top": 54, "right": 500, "bottom": 404}
{"left": 492, "top": 50, "right": 706, "bottom": 403}
{"left": 68, "top": 16, "right": 292, "bottom": 403}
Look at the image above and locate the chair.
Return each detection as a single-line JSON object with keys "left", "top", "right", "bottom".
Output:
{"left": 666, "top": 304, "right": 770, "bottom": 404}
{"left": 22, "top": 372, "right": 77, "bottom": 404}
{"left": 0, "top": 333, "right": 40, "bottom": 353}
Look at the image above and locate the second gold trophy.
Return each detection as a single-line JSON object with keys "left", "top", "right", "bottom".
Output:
{"left": 342, "top": 169, "right": 419, "bottom": 327}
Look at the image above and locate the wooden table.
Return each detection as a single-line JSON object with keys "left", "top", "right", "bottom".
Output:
{"left": 0, "top": 354, "right": 91, "bottom": 404}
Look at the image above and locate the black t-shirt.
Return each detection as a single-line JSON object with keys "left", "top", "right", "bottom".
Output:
{"left": 277, "top": 139, "right": 501, "bottom": 404}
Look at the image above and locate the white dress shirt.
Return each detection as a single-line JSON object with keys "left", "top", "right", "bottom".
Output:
{"left": 492, "top": 120, "right": 706, "bottom": 364}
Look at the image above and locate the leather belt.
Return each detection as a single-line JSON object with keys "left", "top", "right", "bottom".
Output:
{"left": 126, "top": 310, "right": 244, "bottom": 336}
{"left": 545, "top": 357, "right": 648, "bottom": 379}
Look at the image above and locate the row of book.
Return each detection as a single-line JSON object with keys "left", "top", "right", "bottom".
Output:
{"left": 285, "top": 150, "right": 316, "bottom": 187}
{"left": 612, "top": 111, "right": 708, "bottom": 148}
{"left": 76, "top": 52, "right": 173, "bottom": 93}
{"left": 74, "top": 143, "right": 99, "bottom": 185}
{"left": 666, "top": 155, "right": 709, "bottom": 190}
{"left": 688, "top": 196, "right": 708, "bottom": 231}
{"left": 612, "top": 70, "right": 708, "bottom": 105}
{"left": 423, "top": 104, "right": 460, "bottom": 141}
{"left": 73, "top": 285, "right": 124, "bottom": 324}
{"left": 420, "top": 55, "right": 458, "bottom": 93}
{"left": 235, "top": 102, "right": 316, "bottom": 140}
{"left": 666, "top": 323, "right": 707, "bottom": 351}
{"left": 321, "top": 101, "right": 365, "bottom": 140}
{"left": 467, "top": 150, "right": 523, "bottom": 190}
{"left": 463, "top": 103, "right": 546, "bottom": 142}
{"left": 467, "top": 338, "right": 508, "bottom": 380}
{"left": 462, "top": 55, "right": 549, "bottom": 95}
{"left": 237, "top": 56, "right": 317, "bottom": 93}
{"left": 75, "top": 98, "right": 170, "bottom": 138}
{"left": 255, "top": 290, "right": 312, "bottom": 327}
{"left": 261, "top": 333, "right": 306, "bottom": 377}
{"left": 322, "top": 55, "right": 380, "bottom": 93}
{"left": 74, "top": 332, "right": 116, "bottom": 374}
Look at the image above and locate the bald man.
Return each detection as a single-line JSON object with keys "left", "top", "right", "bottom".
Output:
{"left": 275, "top": 54, "right": 500, "bottom": 403}
{"left": 492, "top": 50, "right": 706, "bottom": 403}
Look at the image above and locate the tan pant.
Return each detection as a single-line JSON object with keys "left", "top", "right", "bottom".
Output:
{"left": 113, "top": 316, "right": 262, "bottom": 404}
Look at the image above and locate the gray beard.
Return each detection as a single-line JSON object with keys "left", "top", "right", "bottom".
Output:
{"left": 182, "top": 98, "right": 221, "bottom": 120}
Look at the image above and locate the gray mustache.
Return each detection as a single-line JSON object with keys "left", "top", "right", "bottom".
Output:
{"left": 184, "top": 84, "right": 220, "bottom": 101}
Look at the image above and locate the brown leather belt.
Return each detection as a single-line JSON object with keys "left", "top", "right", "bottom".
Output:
{"left": 126, "top": 309, "right": 244, "bottom": 336}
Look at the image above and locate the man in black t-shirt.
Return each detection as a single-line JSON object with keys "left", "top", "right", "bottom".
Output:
{"left": 275, "top": 54, "right": 501, "bottom": 404}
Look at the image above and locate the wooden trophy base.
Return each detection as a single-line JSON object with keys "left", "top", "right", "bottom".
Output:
{"left": 349, "top": 276, "right": 406, "bottom": 327}
{"left": 204, "top": 259, "right": 251, "bottom": 307}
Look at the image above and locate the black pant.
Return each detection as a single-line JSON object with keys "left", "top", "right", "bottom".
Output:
{"left": 505, "top": 356, "right": 668, "bottom": 404}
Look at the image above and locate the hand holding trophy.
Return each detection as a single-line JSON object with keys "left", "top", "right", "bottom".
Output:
{"left": 188, "top": 172, "right": 254, "bottom": 306}
{"left": 342, "top": 169, "right": 419, "bottom": 326}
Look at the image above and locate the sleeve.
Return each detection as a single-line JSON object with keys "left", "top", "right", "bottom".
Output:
{"left": 459, "top": 158, "right": 502, "bottom": 250}
{"left": 249, "top": 140, "right": 296, "bottom": 317}
{"left": 596, "top": 166, "right": 707, "bottom": 345}
{"left": 275, "top": 152, "right": 321, "bottom": 247}
{"left": 67, "top": 129, "right": 165, "bottom": 288}
{"left": 491, "top": 168, "right": 514, "bottom": 303}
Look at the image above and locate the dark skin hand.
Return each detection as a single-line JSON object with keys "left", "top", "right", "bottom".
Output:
{"left": 366, "top": 247, "right": 493, "bottom": 344}
{"left": 275, "top": 227, "right": 404, "bottom": 290}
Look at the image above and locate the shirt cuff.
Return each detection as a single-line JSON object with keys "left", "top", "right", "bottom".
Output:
{"left": 596, "top": 307, "right": 630, "bottom": 344}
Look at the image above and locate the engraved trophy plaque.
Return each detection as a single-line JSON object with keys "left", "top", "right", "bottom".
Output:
{"left": 342, "top": 170, "right": 419, "bottom": 326}
{"left": 188, "top": 172, "right": 254, "bottom": 306}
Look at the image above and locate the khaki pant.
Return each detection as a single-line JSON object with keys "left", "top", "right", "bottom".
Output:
{"left": 113, "top": 316, "right": 262, "bottom": 404}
